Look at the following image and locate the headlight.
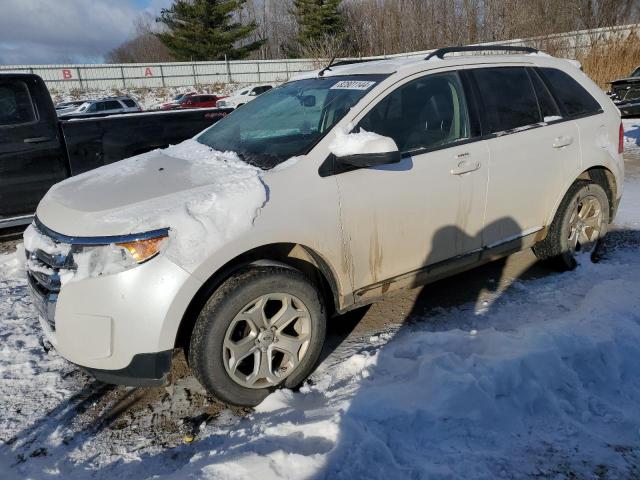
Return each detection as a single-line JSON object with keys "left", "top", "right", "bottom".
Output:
{"left": 116, "top": 236, "right": 167, "bottom": 263}
{"left": 69, "top": 230, "right": 169, "bottom": 283}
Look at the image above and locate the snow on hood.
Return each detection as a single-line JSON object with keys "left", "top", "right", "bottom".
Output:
{"left": 37, "top": 139, "right": 268, "bottom": 270}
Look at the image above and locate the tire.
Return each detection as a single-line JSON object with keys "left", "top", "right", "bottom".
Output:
{"left": 188, "top": 266, "right": 326, "bottom": 407}
{"left": 533, "top": 181, "right": 609, "bottom": 270}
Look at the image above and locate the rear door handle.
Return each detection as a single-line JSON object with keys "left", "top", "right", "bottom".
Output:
{"left": 451, "top": 157, "right": 480, "bottom": 175}
{"left": 23, "top": 136, "right": 53, "bottom": 144}
{"left": 552, "top": 135, "right": 573, "bottom": 148}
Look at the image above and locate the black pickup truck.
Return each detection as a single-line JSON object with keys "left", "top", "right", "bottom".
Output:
{"left": 0, "top": 73, "right": 233, "bottom": 228}
{"left": 609, "top": 66, "right": 640, "bottom": 117}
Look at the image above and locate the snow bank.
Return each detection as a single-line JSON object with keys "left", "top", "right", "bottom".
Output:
{"left": 329, "top": 127, "right": 398, "bottom": 157}
{"left": 164, "top": 237, "right": 640, "bottom": 479}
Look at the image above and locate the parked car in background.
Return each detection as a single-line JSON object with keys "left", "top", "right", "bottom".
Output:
{"left": 216, "top": 84, "right": 273, "bottom": 108}
{"left": 55, "top": 100, "right": 86, "bottom": 116}
{"left": 177, "top": 94, "right": 226, "bottom": 109}
{"left": 61, "top": 96, "right": 142, "bottom": 117}
{"left": 609, "top": 65, "right": 640, "bottom": 117}
{"left": 156, "top": 92, "right": 197, "bottom": 111}
{"left": 0, "top": 73, "right": 233, "bottom": 227}
{"left": 25, "top": 47, "right": 623, "bottom": 407}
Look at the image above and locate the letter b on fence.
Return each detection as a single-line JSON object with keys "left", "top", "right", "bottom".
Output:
{"left": 62, "top": 69, "right": 73, "bottom": 79}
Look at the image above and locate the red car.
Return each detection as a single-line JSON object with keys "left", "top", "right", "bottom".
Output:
{"left": 158, "top": 92, "right": 197, "bottom": 110}
{"left": 177, "top": 94, "right": 226, "bottom": 109}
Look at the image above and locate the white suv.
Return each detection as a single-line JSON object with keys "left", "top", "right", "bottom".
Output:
{"left": 25, "top": 47, "right": 624, "bottom": 406}
{"left": 216, "top": 84, "right": 273, "bottom": 108}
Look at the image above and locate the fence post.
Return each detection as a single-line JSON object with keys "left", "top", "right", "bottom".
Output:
{"left": 77, "top": 66, "right": 84, "bottom": 90}
{"left": 160, "top": 64, "right": 165, "bottom": 87}
{"left": 192, "top": 62, "right": 197, "bottom": 87}
{"left": 225, "top": 55, "right": 232, "bottom": 83}
{"left": 257, "top": 61, "right": 260, "bottom": 83}
{"left": 120, "top": 65, "right": 126, "bottom": 88}
{"left": 285, "top": 60, "right": 289, "bottom": 81}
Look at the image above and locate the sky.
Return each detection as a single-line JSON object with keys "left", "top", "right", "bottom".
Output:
{"left": 0, "top": 0, "right": 174, "bottom": 65}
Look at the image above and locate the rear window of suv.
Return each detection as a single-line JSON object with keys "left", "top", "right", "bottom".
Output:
{"left": 539, "top": 68, "right": 602, "bottom": 118}
{"left": 471, "top": 67, "right": 540, "bottom": 133}
{"left": 122, "top": 99, "right": 136, "bottom": 108}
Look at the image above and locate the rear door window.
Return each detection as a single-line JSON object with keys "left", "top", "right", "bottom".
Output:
{"left": 103, "top": 101, "right": 122, "bottom": 111}
{"left": 122, "top": 99, "right": 136, "bottom": 108}
{"left": 539, "top": 68, "right": 601, "bottom": 117}
{"left": 0, "top": 81, "right": 36, "bottom": 126}
{"left": 472, "top": 67, "right": 540, "bottom": 134}
{"left": 359, "top": 71, "right": 470, "bottom": 153}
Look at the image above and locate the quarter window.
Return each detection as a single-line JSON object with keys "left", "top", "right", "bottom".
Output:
{"left": 539, "top": 68, "right": 601, "bottom": 117}
{"left": 528, "top": 69, "right": 562, "bottom": 121}
{"left": 0, "top": 81, "right": 36, "bottom": 126}
{"left": 358, "top": 72, "right": 470, "bottom": 152}
{"left": 472, "top": 67, "right": 540, "bottom": 133}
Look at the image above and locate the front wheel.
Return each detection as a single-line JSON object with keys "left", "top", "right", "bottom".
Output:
{"left": 188, "top": 266, "right": 326, "bottom": 407}
{"left": 533, "top": 181, "right": 609, "bottom": 270}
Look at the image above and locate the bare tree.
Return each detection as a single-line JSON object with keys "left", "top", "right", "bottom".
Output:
{"left": 106, "top": 13, "right": 174, "bottom": 63}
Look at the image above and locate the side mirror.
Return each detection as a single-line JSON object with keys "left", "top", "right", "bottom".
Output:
{"left": 332, "top": 130, "right": 401, "bottom": 168}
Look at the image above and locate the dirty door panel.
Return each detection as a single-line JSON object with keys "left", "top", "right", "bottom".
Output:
{"left": 334, "top": 71, "right": 489, "bottom": 291}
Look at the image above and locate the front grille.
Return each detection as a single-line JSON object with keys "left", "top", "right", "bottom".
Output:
{"left": 25, "top": 226, "right": 75, "bottom": 331}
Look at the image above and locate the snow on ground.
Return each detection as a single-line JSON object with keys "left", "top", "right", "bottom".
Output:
{"left": 623, "top": 118, "right": 640, "bottom": 150}
{"left": 1, "top": 124, "right": 640, "bottom": 479}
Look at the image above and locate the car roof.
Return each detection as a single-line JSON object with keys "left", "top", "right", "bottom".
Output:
{"left": 292, "top": 51, "right": 574, "bottom": 80}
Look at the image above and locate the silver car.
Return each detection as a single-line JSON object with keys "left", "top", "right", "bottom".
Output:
{"left": 60, "top": 96, "right": 141, "bottom": 116}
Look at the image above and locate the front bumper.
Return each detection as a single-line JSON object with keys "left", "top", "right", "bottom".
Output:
{"left": 84, "top": 350, "right": 173, "bottom": 387}
{"left": 25, "top": 222, "right": 201, "bottom": 374}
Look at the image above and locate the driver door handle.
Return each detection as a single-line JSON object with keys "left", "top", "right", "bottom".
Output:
{"left": 451, "top": 157, "right": 480, "bottom": 175}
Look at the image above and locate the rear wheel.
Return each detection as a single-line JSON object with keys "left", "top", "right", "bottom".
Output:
{"left": 533, "top": 181, "right": 609, "bottom": 270}
{"left": 188, "top": 266, "right": 326, "bottom": 406}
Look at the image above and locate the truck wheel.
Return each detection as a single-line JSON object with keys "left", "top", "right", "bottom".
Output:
{"left": 533, "top": 181, "right": 609, "bottom": 270}
{"left": 188, "top": 266, "right": 326, "bottom": 407}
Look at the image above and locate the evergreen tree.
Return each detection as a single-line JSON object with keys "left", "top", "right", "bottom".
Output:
{"left": 292, "top": 0, "right": 346, "bottom": 53}
{"left": 156, "top": 0, "right": 264, "bottom": 61}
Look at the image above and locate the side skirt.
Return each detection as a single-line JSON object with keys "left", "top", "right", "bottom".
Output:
{"left": 344, "top": 229, "right": 545, "bottom": 312}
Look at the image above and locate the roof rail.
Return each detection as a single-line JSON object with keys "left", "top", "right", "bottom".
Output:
{"left": 425, "top": 45, "right": 539, "bottom": 61}
{"left": 331, "top": 58, "right": 380, "bottom": 68}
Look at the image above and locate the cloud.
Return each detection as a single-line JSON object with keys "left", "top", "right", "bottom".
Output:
{"left": 0, "top": 0, "right": 172, "bottom": 65}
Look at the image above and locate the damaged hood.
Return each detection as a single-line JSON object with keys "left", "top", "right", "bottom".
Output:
{"left": 36, "top": 140, "right": 267, "bottom": 248}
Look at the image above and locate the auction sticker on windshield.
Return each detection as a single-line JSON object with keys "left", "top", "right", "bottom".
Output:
{"left": 330, "top": 80, "right": 376, "bottom": 90}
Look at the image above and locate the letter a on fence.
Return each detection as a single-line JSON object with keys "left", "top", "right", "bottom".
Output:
{"left": 144, "top": 67, "right": 153, "bottom": 77}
